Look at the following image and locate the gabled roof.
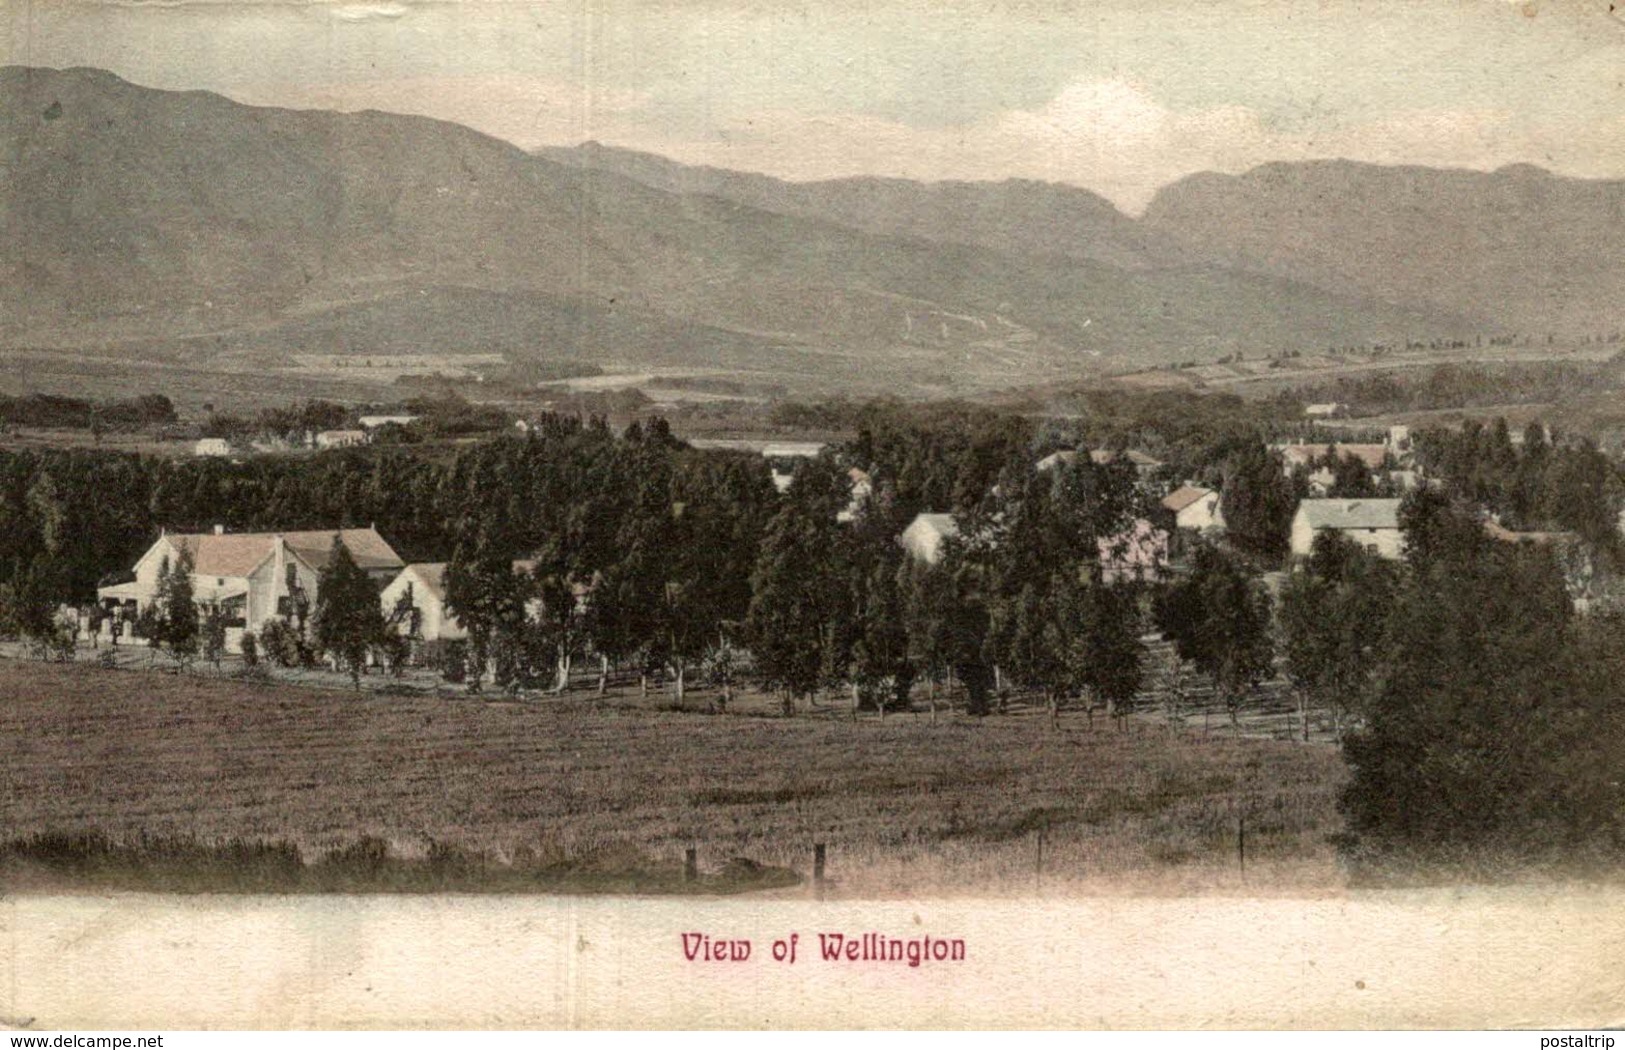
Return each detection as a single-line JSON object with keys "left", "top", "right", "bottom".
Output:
{"left": 1295, "top": 499, "right": 1403, "bottom": 531}
{"left": 157, "top": 534, "right": 276, "bottom": 578}
{"left": 1038, "top": 448, "right": 1162, "bottom": 471}
{"left": 402, "top": 562, "right": 451, "bottom": 602}
{"left": 1161, "top": 485, "right": 1216, "bottom": 513}
{"left": 1483, "top": 521, "right": 1575, "bottom": 546}
{"left": 160, "top": 527, "right": 404, "bottom": 577}
{"left": 279, "top": 529, "right": 404, "bottom": 571}
{"left": 1275, "top": 443, "right": 1389, "bottom": 470}
{"left": 1090, "top": 448, "right": 1162, "bottom": 468}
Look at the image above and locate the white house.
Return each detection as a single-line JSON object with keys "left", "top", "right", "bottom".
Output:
{"left": 836, "top": 467, "right": 874, "bottom": 524}
{"left": 1289, "top": 499, "right": 1405, "bottom": 560}
{"left": 900, "top": 511, "right": 1167, "bottom": 580}
{"left": 1272, "top": 442, "right": 1391, "bottom": 476}
{"left": 194, "top": 437, "right": 232, "bottom": 458}
{"left": 358, "top": 414, "right": 418, "bottom": 431}
{"left": 379, "top": 563, "right": 463, "bottom": 642}
{"left": 1160, "top": 485, "right": 1225, "bottom": 531}
{"left": 1304, "top": 402, "right": 1347, "bottom": 418}
{"left": 381, "top": 559, "right": 590, "bottom": 643}
{"left": 1090, "top": 448, "right": 1163, "bottom": 476}
{"left": 1036, "top": 448, "right": 1163, "bottom": 477}
{"left": 1035, "top": 449, "right": 1079, "bottom": 473}
{"left": 315, "top": 429, "right": 366, "bottom": 449}
{"left": 760, "top": 442, "right": 826, "bottom": 459}
{"left": 96, "top": 526, "right": 404, "bottom": 645}
{"left": 900, "top": 513, "right": 961, "bottom": 565}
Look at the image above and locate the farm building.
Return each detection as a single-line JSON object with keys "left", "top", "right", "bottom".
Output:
{"left": 1090, "top": 448, "right": 1163, "bottom": 476}
{"left": 1036, "top": 448, "right": 1163, "bottom": 477}
{"left": 194, "top": 437, "right": 231, "bottom": 458}
{"left": 1161, "top": 485, "right": 1225, "bottom": 532}
{"left": 760, "top": 442, "right": 826, "bottom": 459}
{"left": 1482, "top": 521, "right": 1576, "bottom": 547}
{"left": 358, "top": 414, "right": 418, "bottom": 431}
{"left": 96, "top": 526, "right": 404, "bottom": 644}
{"left": 379, "top": 560, "right": 536, "bottom": 642}
{"left": 1289, "top": 499, "right": 1405, "bottom": 560}
{"left": 900, "top": 513, "right": 962, "bottom": 565}
{"left": 315, "top": 429, "right": 366, "bottom": 449}
{"left": 900, "top": 511, "right": 1168, "bottom": 580}
{"left": 1035, "top": 449, "right": 1079, "bottom": 472}
{"left": 1304, "top": 402, "right": 1347, "bottom": 418}
{"left": 837, "top": 467, "right": 874, "bottom": 524}
{"left": 1271, "top": 442, "right": 1391, "bottom": 476}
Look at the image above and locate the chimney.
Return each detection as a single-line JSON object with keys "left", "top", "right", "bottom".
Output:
{"left": 213, "top": 524, "right": 226, "bottom": 535}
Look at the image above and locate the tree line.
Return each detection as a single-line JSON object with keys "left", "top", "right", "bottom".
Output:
{"left": 1, "top": 400, "right": 1623, "bottom": 872}
{"left": 0, "top": 393, "right": 176, "bottom": 431}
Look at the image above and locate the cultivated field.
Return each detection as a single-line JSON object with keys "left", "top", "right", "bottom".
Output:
{"left": 0, "top": 658, "right": 1348, "bottom": 897}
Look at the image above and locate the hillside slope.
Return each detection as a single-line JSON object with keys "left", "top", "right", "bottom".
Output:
{"left": 1141, "top": 161, "right": 1625, "bottom": 334}
{"left": 1, "top": 67, "right": 1478, "bottom": 394}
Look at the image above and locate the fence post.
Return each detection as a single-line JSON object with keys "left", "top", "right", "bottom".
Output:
{"left": 813, "top": 842, "right": 826, "bottom": 900}
{"left": 684, "top": 847, "right": 697, "bottom": 884}
{"left": 1237, "top": 814, "right": 1246, "bottom": 882}
{"left": 1035, "top": 826, "right": 1045, "bottom": 895}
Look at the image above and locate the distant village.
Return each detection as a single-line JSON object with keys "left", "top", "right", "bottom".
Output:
{"left": 65, "top": 407, "right": 1612, "bottom": 673}
{"left": 4, "top": 370, "right": 1624, "bottom": 892}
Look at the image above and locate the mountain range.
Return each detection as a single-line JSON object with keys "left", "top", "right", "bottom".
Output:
{"left": 3, "top": 66, "right": 1621, "bottom": 399}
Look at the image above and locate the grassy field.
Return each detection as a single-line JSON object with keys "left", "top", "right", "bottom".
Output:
{"left": 0, "top": 657, "right": 1348, "bottom": 896}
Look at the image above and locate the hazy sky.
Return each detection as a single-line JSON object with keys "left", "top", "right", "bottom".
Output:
{"left": 4, "top": 0, "right": 1622, "bottom": 211}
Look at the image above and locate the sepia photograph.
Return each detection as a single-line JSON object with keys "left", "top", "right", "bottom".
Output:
{"left": 1, "top": 0, "right": 1623, "bottom": 1030}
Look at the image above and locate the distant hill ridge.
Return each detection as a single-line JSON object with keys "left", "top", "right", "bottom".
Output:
{"left": 2, "top": 65, "right": 1614, "bottom": 395}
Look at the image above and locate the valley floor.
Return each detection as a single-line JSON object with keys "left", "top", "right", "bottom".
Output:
{"left": 0, "top": 656, "right": 1346, "bottom": 897}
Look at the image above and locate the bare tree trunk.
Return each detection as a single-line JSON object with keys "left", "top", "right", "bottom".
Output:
{"left": 673, "top": 662, "right": 685, "bottom": 704}
{"left": 554, "top": 651, "right": 572, "bottom": 694}
{"left": 851, "top": 680, "right": 860, "bottom": 722}
{"left": 1049, "top": 693, "right": 1060, "bottom": 731}
{"left": 597, "top": 654, "right": 609, "bottom": 696}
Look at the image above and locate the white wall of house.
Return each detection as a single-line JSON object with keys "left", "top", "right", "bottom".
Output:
{"left": 378, "top": 569, "right": 465, "bottom": 642}
{"left": 900, "top": 516, "right": 956, "bottom": 565}
{"left": 106, "top": 536, "right": 329, "bottom": 636}
{"left": 1175, "top": 495, "right": 1225, "bottom": 531}
{"left": 1290, "top": 519, "right": 1405, "bottom": 560}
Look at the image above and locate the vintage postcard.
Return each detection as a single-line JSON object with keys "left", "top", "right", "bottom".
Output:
{"left": 1, "top": 0, "right": 1624, "bottom": 1031}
